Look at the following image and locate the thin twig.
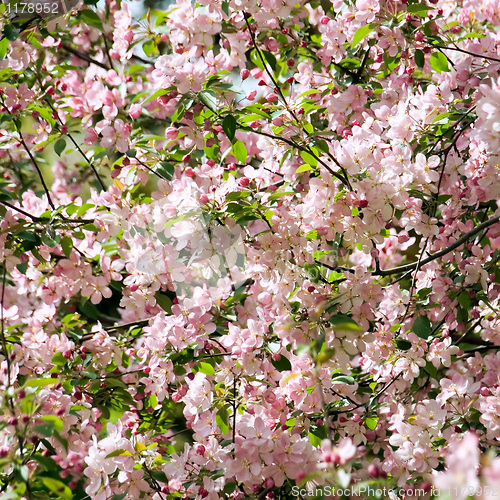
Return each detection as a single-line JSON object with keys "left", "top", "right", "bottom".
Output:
{"left": 375, "top": 215, "right": 500, "bottom": 276}
{"left": 0, "top": 200, "right": 93, "bottom": 224}
{"left": 15, "top": 127, "right": 56, "bottom": 210}
{"left": 61, "top": 43, "right": 110, "bottom": 70}
{"left": 431, "top": 44, "right": 500, "bottom": 63}
{"left": 251, "top": 129, "right": 349, "bottom": 186}
{"left": 43, "top": 99, "right": 106, "bottom": 191}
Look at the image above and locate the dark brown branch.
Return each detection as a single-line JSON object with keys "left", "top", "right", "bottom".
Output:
{"left": 315, "top": 259, "right": 355, "bottom": 274}
{"left": 18, "top": 131, "right": 56, "bottom": 210}
{"left": 251, "top": 129, "right": 350, "bottom": 186}
{"left": 43, "top": 98, "right": 106, "bottom": 191}
{"left": 61, "top": 43, "right": 110, "bottom": 70}
{"left": 375, "top": 215, "right": 500, "bottom": 276}
{"left": 431, "top": 44, "right": 500, "bottom": 63}
{"left": 0, "top": 200, "right": 93, "bottom": 224}
{"left": 243, "top": 13, "right": 299, "bottom": 123}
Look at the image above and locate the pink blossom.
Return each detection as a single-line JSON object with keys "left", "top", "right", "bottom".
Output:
{"left": 100, "top": 119, "right": 132, "bottom": 153}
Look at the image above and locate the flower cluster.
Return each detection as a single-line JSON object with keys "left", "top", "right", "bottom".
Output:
{"left": 0, "top": 0, "right": 500, "bottom": 498}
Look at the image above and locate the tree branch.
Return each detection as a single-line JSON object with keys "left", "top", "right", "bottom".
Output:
{"left": 375, "top": 215, "right": 500, "bottom": 276}
{"left": 431, "top": 44, "right": 500, "bottom": 63}
{"left": 61, "top": 43, "right": 111, "bottom": 70}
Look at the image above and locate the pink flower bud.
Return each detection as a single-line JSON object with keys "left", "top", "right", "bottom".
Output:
{"left": 480, "top": 387, "right": 490, "bottom": 397}
{"left": 264, "top": 478, "right": 275, "bottom": 489}
{"left": 241, "top": 69, "right": 250, "bottom": 79}
{"left": 129, "top": 103, "right": 142, "bottom": 119}
{"left": 368, "top": 463, "right": 380, "bottom": 478}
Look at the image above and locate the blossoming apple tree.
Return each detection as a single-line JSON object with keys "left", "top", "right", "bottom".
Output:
{"left": 1, "top": 0, "right": 500, "bottom": 498}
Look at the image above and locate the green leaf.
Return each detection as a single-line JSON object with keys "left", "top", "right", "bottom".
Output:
{"left": 223, "top": 293, "right": 248, "bottom": 308}
{"left": 143, "top": 40, "right": 156, "bottom": 57}
{"left": 331, "top": 375, "right": 355, "bottom": 385}
{"left": 232, "top": 140, "right": 247, "bottom": 164}
{"left": 299, "top": 151, "right": 318, "bottom": 167}
{"left": 0, "top": 37, "right": 8, "bottom": 60}
{"left": 39, "top": 416, "right": 63, "bottom": 433}
{"left": 271, "top": 355, "right": 292, "bottom": 372}
{"left": 351, "top": 23, "right": 376, "bottom": 47}
{"left": 429, "top": 52, "right": 449, "bottom": 73}
{"left": 222, "top": 115, "right": 237, "bottom": 142}
{"left": 198, "top": 90, "right": 217, "bottom": 112}
{"left": 61, "top": 236, "right": 73, "bottom": 259}
{"left": 143, "top": 89, "right": 170, "bottom": 104}
{"left": 412, "top": 315, "right": 432, "bottom": 339}
{"left": 76, "top": 203, "right": 94, "bottom": 217}
{"left": 16, "top": 261, "right": 28, "bottom": 275}
{"left": 414, "top": 49, "right": 425, "bottom": 68}
{"left": 155, "top": 292, "right": 173, "bottom": 313}
{"left": 81, "top": 223, "right": 99, "bottom": 232}
{"left": 156, "top": 161, "right": 175, "bottom": 180}
{"left": 24, "top": 378, "right": 57, "bottom": 388}
{"left": 216, "top": 407, "right": 230, "bottom": 435}
{"left": 53, "top": 430, "right": 69, "bottom": 453}
{"left": 198, "top": 362, "right": 215, "bottom": 376}
{"left": 309, "top": 432, "right": 322, "bottom": 447}
{"left": 458, "top": 290, "right": 471, "bottom": 310}
{"left": 396, "top": 339, "right": 412, "bottom": 351}
{"left": 149, "top": 470, "right": 169, "bottom": 483}
{"left": 52, "top": 352, "right": 67, "bottom": 367}
{"left": 226, "top": 191, "right": 248, "bottom": 201}
{"left": 54, "top": 139, "right": 66, "bottom": 157}
{"left": 3, "top": 24, "right": 19, "bottom": 42}
{"left": 41, "top": 477, "right": 72, "bottom": 500}
{"left": 329, "top": 314, "right": 363, "bottom": 332}
{"left": 33, "top": 424, "right": 54, "bottom": 437}
{"left": 110, "top": 494, "right": 127, "bottom": 500}
{"left": 261, "top": 50, "right": 277, "bottom": 71}
{"left": 296, "top": 164, "right": 314, "bottom": 173}
{"left": 365, "top": 417, "right": 379, "bottom": 430}
{"left": 106, "top": 449, "right": 132, "bottom": 458}
{"left": 459, "top": 32, "right": 485, "bottom": 40}
{"left": 423, "top": 361, "right": 438, "bottom": 379}
{"left": 224, "top": 482, "right": 236, "bottom": 494}
{"left": 78, "top": 9, "right": 103, "bottom": 30}
{"left": 406, "top": 3, "right": 433, "bottom": 15}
